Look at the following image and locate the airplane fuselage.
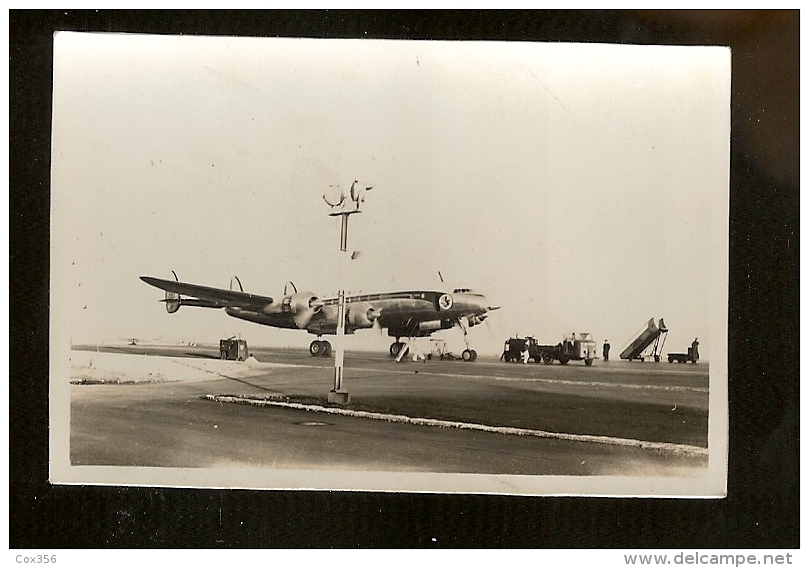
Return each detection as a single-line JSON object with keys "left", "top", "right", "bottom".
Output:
{"left": 227, "top": 289, "right": 490, "bottom": 337}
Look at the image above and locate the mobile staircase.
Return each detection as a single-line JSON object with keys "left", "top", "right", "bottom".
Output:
{"left": 619, "top": 318, "right": 668, "bottom": 362}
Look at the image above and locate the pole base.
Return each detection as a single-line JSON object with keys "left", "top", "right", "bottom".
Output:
{"left": 327, "top": 390, "right": 351, "bottom": 405}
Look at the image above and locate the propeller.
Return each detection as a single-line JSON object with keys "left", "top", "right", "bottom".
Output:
{"left": 281, "top": 291, "right": 324, "bottom": 329}
{"left": 369, "top": 308, "right": 384, "bottom": 336}
{"left": 293, "top": 296, "right": 324, "bottom": 329}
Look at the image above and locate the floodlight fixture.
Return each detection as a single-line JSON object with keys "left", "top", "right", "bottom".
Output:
{"left": 323, "top": 184, "right": 345, "bottom": 208}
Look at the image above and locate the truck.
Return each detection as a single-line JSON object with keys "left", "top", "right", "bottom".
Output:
{"left": 536, "top": 332, "right": 598, "bottom": 366}
{"left": 501, "top": 333, "right": 597, "bottom": 366}
{"left": 219, "top": 337, "right": 248, "bottom": 361}
{"left": 667, "top": 341, "right": 700, "bottom": 364}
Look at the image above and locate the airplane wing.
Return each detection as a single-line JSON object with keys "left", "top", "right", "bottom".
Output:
{"left": 140, "top": 276, "right": 273, "bottom": 309}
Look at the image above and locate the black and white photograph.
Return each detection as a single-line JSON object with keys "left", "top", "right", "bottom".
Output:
{"left": 48, "top": 31, "right": 730, "bottom": 496}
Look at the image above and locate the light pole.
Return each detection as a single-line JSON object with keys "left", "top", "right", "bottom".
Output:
{"left": 324, "top": 181, "right": 371, "bottom": 404}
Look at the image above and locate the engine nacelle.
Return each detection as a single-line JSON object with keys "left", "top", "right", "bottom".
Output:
{"left": 165, "top": 290, "right": 180, "bottom": 313}
{"left": 164, "top": 271, "right": 181, "bottom": 313}
{"left": 418, "top": 319, "right": 454, "bottom": 333}
{"left": 350, "top": 307, "right": 379, "bottom": 328}
{"left": 274, "top": 292, "right": 323, "bottom": 329}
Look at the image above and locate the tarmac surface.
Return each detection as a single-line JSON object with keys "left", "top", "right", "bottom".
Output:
{"left": 67, "top": 344, "right": 710, "bottom": 486}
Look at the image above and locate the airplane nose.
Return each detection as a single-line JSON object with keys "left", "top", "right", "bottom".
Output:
{"left": 474, "top": 296, "right": 498, "bottom": 314}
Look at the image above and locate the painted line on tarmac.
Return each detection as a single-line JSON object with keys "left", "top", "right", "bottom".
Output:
{"left": 176, "top": 358, "right": 706, "bottom": 394}
{"left": 340, "top": 365, "right": 708, "bottom": 393}
{"left": 206, "top": 394, "right": 708, "bottom": 457}
{"left": 485, "top": 375, "right": 709, "bottom": 393}
{"left": 477, "top": 359, "right": 708, "bottom": 375}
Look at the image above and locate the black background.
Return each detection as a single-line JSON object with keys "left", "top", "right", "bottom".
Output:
{"left": 10, "top": 10, "right": 799, "bottom": 548}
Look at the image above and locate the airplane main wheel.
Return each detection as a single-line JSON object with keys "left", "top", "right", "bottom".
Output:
{"left": 310, "top": 341, "right": 323, "bottom": 357}
{"left": 321, "top": 341, "right": 332, "bottom": 357}
{"left": 470, "top": 349, "right": 478, "bottom": 361}
{"left": 462, "top": 349, "right": 474, "bottom": 362}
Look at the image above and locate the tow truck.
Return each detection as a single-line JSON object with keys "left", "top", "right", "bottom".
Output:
{"left": 501, "top": 333, "right": 597, "bottom": 365}
{"left": 536, "top": 332, "right": 597, "bottom": 366}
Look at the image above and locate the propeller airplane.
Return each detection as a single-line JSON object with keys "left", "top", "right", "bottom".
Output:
{"left": 140, "top": 272, "right": 499, "bottom": 361}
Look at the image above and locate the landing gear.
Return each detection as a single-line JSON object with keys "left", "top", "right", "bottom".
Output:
{"left": 309, "top": 339, "right": 332, "bottom": 357}
{"left": 389, "top": 341, "right": 408, "bottom": 358}
{"left": 457, "top": 318, "right": 478, "bottom": 362}
{"left": 461, "top": 349, "right": 478, "bottom": 362}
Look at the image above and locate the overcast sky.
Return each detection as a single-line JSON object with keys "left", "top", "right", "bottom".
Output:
{"left": 50, "top": 33, "right": 729, "bottom": 358}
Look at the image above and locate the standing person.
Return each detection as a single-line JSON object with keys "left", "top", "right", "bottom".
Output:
{"left": 603, "top": 340, "right": 610, "bottom": 362}
{"left": 691, "top": 338, "right": 700, "bottom": 362}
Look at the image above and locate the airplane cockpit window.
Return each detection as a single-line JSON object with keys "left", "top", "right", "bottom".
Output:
{"left": 453, "top": 288, "right": 482, "bottom": 296}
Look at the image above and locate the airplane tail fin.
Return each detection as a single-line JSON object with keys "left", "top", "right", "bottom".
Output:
{"left": 164, "top": 270, "right": 181, "bottom": 313}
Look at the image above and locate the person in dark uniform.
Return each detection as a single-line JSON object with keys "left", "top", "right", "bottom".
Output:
{"left": 603, "top": 340, "right": 610, "bottom": 362}
{"left": 691, "top": 338, "right": 700, "bottom": 362}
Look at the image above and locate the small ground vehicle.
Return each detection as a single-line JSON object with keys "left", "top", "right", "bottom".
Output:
{"left": 667, "top": 346, "right": 699, "bottom": 364}
{"left": 219, "top": 337, "right": 248, "bottom": 361}
{"left": 500, "top": 336, "right": 539, "bottom": 362}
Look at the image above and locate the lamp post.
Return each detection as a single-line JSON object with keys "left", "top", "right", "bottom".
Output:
{"left": 324, "top": 181, "right": 370, "bottom": 404}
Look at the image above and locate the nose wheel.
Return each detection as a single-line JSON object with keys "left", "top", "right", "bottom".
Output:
{"left": 461, "top": 349, "right": 478, "bottom": 362}
{"left": 457, "top": 318, "right": 478, "bottom": 362}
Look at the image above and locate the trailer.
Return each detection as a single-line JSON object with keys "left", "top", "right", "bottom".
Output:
{"left": 219, "top": 337, "right": 248, "bottom": 361}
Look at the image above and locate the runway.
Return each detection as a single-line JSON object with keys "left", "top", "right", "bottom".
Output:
{"left": 67, "top": 344, "right": 710, "bottom": 482}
